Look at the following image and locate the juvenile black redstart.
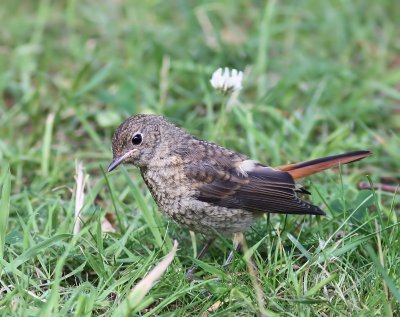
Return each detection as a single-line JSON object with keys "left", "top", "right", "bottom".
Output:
{"left": 108, "top": 114, "right": 371, "bottom": 235}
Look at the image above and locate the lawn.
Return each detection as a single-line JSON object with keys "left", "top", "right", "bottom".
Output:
{"left": 0, "top": 0, "right": 399, "bottom": 316}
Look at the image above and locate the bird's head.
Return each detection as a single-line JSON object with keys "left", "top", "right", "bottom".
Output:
{"left": 107, "top": 114, "right": 185, "bottom": 171}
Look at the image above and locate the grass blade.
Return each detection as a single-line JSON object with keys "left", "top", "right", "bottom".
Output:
{"left": 305, "top": 273, "right": 337, "bottom": 297}
{"left": 4, "top": 233, "right": 71, "bottom": 272}
{"left": 256, "top": 0, "right": 277, "bottom": 99}
{"left": 366, "top": 244, "right": 400, "bottom": 304}
{"left": 0, "top": 164, "right": 11, "bottom": 260}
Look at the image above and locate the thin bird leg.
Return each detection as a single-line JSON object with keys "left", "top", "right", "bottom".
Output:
{"left": 224, "top": 233, "right": 241, "bottom": 268}
{"left": 186, "top": 237, "right": 215, "bottom": 281}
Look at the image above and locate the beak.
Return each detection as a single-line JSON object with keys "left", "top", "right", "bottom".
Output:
{"left": 107, "top": 149, "right": 137, "bottom": 172}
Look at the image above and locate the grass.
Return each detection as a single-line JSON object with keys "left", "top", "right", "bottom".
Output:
{"left": 0, "top": 0, "right": 399, "bottom": 315}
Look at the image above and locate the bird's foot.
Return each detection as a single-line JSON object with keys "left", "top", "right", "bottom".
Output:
{"left": 185, "top": 237, "right": 215, "bottom": 281}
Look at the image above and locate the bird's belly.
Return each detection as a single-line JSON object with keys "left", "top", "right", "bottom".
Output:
{"left": 140, "top": 167, "right": 256, "bottom": 235}
{"left": 165, "top": 201, "right": 257, "bottom": 235}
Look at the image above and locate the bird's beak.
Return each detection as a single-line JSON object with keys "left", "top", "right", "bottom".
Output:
{"left": 107, "top": 149, "right": 137, "bottom": 172}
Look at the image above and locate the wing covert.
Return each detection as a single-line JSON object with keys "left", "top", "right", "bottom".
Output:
{"left": 186, "top": 162, "right": 324, "bottom": 216}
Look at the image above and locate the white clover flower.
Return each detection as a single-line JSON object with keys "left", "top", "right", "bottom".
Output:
{"left": 210, "top": 67, "right": 243, "bottom": 94}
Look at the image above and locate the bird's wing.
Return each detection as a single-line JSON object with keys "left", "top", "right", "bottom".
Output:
{"left": 185, "top": 161, "right": 325, "bottom": 215}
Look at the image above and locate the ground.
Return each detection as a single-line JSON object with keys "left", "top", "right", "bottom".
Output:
{"left": 0, "top": 0, "right": 399, "bottom": 316}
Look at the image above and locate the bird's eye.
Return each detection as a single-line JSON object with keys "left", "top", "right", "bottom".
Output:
{"left": 132, "top": 133, "right": 143, "bottom": 145}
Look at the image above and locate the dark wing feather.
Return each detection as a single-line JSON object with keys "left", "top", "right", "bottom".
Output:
{"left": 187, "top": 163, "right": 325, "bottom": 216}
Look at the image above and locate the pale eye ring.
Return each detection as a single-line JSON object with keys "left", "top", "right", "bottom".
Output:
{"left": 131, "top": 133, "right": 143, "bottom": 145}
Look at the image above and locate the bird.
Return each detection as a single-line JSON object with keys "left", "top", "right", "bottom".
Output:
{"left": 107, "top": 114, "right": 370, "bottom": 273}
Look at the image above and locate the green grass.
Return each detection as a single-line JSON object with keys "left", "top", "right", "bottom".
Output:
{"left": 0, "top": 0, "right": 399, "bottom": 315}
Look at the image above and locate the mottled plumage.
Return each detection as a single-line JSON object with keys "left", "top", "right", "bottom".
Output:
{"left": 108, "top": 114, "right": 371, "bottom": 235}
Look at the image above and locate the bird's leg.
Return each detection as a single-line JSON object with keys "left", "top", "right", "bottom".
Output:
{"left": 224, "top": 233, "right": 241, "bottom": 268}
{"left": 186, "top": 237, "right": 215, "bottom": 281}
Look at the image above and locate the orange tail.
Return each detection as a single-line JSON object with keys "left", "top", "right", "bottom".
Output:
{"left": 275, "top": 150, "right": 371, "bottom": 180}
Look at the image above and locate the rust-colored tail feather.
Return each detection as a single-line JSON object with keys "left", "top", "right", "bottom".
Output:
{"left": 275, "top": 150, "right": 371, "bottom": 180}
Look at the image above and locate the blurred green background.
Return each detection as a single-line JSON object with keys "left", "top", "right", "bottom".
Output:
{"left": 0, "top": 0, "right": 399, "bottom": 316}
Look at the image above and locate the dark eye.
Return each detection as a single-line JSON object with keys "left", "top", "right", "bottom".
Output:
{"left": 132, "top": 133, "right": 143, "bottom": 145}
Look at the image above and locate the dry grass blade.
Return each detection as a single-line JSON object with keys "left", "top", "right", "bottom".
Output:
{"left": 358, "top": 181, "right": 399, "bottom": 193}
{"left": 101, "top": 213, "right": 116, "bottom": 233}
{"left": 112, "top": 240, "right": 179, "bottom": 316}
{"left": 73, "top": 161, "right": 88, "bottom": 235}
{"left": 195, "top": 8, "right": 219, "bottom": 50}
